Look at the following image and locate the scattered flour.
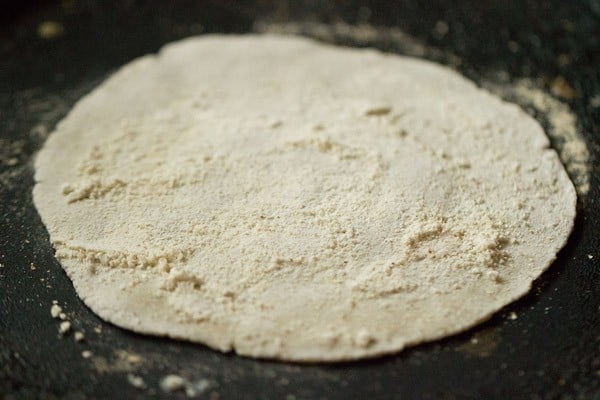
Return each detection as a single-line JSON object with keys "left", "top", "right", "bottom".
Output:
{"left": 159, "top": 374, "right": 212, "bottom": 397}
{"left": 484, "top": 78, "right": 590, "bottom": 196}
{"left": 255, "top": 21, "right": 590, "bottom": 197}
{"left": 160, "top": 374, "right": 186, "bottom": 392}
{"left": 74, "top": 331, "right": 85, "bottom": 342}
{"left": 50, "top": 304, "right": 62, "bottom": 318}
{"left": 127, "top": 373, "right": 147, "bottom": 389}
{"left": 59, "top": 321, "right": 71, "bottom": 334}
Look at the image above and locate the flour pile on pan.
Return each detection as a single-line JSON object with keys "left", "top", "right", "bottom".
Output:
{"left": 33, "top": 35, "right": 576, "bottom": 361}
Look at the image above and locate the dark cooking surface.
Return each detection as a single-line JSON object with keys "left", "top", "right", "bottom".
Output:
{"left": 1, "top": 1, "right": 599, "bottom": 399}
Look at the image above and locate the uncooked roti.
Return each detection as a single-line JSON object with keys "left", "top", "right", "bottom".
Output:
{"left": 33, "top": 35, "right": 576, "bottom": 361}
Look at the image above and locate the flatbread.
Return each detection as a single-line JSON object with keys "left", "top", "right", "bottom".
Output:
{"left": 33, "top": 35, "right": 576, "bottom": 361}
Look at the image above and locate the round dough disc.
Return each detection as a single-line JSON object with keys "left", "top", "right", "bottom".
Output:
{"left": 33, "top": 35, "right": 576, "bottom": 361}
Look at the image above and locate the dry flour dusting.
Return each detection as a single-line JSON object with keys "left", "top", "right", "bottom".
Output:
{"left": 255, "top": 21, "right": 590, "bottom": 197}
{"left": 33, "top": 35, "right": 576, "bottom": 361}
{"left": 484, "top": 79, "right": 590, "bottom": 196}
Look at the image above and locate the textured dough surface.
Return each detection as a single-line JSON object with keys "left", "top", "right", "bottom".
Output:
{"left": 33, "top": 35, "right": 576, "bottom": 361}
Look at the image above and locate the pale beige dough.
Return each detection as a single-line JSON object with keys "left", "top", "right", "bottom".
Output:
{"left": 33, "top": 35, "right": 576, "bottom": 361}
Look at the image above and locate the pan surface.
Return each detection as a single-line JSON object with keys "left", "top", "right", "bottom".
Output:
{"left": 1, "top": 1, "right": 599, "bottom": 399}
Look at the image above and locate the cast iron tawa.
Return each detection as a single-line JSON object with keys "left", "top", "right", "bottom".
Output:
{"left": 1, "top": 1, "right": 599, "bottom": 399}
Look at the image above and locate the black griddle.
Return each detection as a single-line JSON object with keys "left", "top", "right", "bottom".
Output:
{"left": 1, "top": 1, "right": 599, "bottom": 399}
